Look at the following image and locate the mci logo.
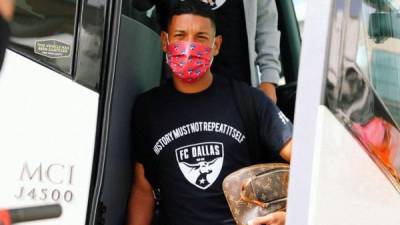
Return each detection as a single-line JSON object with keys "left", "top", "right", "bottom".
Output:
{"left": 175, "top": 142, "right": 224, "bottom": 190}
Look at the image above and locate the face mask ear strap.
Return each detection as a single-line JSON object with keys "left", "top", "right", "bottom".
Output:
{"left": 165, "top": 33, "right": 170, "bottom": 64}
{"left": 210, "top": 38, "right": 216, "bottom": 65}
{"left": 166, "top": 33, "right": 170, "bottom": 45}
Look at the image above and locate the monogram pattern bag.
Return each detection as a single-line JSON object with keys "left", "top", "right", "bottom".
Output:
{"left": 222, "top": 163, "right": 289, "bottom": 225}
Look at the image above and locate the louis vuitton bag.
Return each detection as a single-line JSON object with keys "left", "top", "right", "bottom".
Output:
{"left": 222, "top": 163, "right": 289, "bottom": 225}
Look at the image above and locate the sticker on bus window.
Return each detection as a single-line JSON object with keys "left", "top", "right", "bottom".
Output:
{"left": 34, "top": 40, "right": 71, "bottom": 58}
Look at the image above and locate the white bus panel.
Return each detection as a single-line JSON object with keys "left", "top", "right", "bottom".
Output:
{"left": 309, "top": 106, "right": 400, "bottom": 225}
{"left": 0, "top": 50, "right": 99, "bottom": 225}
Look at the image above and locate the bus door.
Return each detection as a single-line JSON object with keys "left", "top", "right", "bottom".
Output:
{"left": 287, "top": 0, "right": 400, "bottom": 224}
{"left": 92, "top": 0, "right": 304, "bottom": 225}
{"left": 0, "top": 0, "right": 111, "bottom": 224}
{"left": 89, "top": 1, "right": 163, "bottom": 225}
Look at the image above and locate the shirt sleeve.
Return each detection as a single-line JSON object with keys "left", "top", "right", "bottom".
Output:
{"left": 255, "top": 0, "right": 282, "bottom": 84}
{"left": 131, "top": 94, "right": 151, "bottom": 166}
{"left": 253, "top": 88, "right": 293, "bottom": 157}
{"left": 131, "top": 93, "right": 159, "bottom": 188}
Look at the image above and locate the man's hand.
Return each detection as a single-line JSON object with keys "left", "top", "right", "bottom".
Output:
{"left": 259, "top": 82, "right": 277, "bottom": 103}
{"left": 247, "top": 211, "right": 286, "bottom": 225}
{"left": 0, "top": 0, "right": 14, "bottom": 22}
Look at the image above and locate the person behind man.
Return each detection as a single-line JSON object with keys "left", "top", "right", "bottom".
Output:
{"left": 133, "top": 0, "right": 282, "bottom": 103}
{"left": 126, "top": 1, "right": 292, "bottom": 225}
{"left": 0, "top": 0, "right": 14, "bottom": 70}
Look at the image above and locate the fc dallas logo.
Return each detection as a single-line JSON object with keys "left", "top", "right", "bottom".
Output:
{"left": 175, "top": 142, "right": 224, "bottom": 189}
{"left": 199, "top": 0, "right": 226, "bottom": 10}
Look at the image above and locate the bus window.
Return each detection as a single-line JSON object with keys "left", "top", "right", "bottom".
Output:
{"left": 363, "top": 1, "right": 400, "bottom": 125}
{"left": 9, "top": 0, "right": 78, "bottom": 75}
{"left": 324, "top": 0, "right": 400, "bottom": 189}
{"left": 119, "top": 0, "right": 162, "bottom": 93}
{"left": 343, "top": 1, "right": 400, "bottom": 125}
{"left": 287, "top": 1, "right": 400, "bottom": 224}
{"left": 97, "top": 2, "right": 162, "bottom": 225}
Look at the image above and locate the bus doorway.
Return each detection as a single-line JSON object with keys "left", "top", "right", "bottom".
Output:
{"left": 287, "top": 1, "right": 400, "bottom": 225}
{"left": 94, "top": 2, "right": 163, "bottom": 225}
{"left": 0, "top": 0, "right": 303, "bottom": 225}
{"left": 95, "top": 0, "right": 302, "bottom": 225}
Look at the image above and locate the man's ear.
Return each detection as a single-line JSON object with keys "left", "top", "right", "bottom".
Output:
{"left": 212, "top": 35, "right": 222, "bottom": 57}
{"left": 161, "top": 31, "right": 168, "bottom": 53}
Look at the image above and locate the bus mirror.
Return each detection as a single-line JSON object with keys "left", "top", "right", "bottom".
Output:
{"left": 368, "top": 11, "right": 400, "bottom": 43}
{"left": 364, "top": 0, "right": 395, "bottom": 11}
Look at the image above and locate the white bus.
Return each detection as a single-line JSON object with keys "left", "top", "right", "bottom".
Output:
{"left": 288, "top": 1, "right": 400, "bottom": 225}
{"left": 0, "top": 0, "right": 399, "bottom": 225}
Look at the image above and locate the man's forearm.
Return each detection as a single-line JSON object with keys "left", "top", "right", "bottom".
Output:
{"left": 0, "top": 0, "right": 14, "bottom": 22}
{"left": 279, "top": 140, "right": 292, "bottom": 162}
{"left": 259, "top": 82, "right": 277, "bottom": 103}
{"left": 126, "top": 189, "right": 155, "bottom": 225}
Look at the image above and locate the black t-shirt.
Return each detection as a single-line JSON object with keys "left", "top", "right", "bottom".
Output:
{"left": 155, "top": 0, "right": 251, "bottom": 84}
{"left": 132, "top": 75, "right": 292, "bottom": 225}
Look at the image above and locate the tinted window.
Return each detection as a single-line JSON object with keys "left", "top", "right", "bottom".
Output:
{"left": 97, "top": 1, "right": 163, "bottom": 225}
{"left": 123, "top": 0, "right": 159, "bottom": 32}
{"left": 364, "top": 1, "right": 400, "bottom": 124}
{"left": 9, "top": 0, "right": 78, "bottom": 75}
{"left": 324, "top": 0, "right": 400, "bottom": 190}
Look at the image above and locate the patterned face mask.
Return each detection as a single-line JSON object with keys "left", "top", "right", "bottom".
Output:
{"left": 166, "top": 38, "right": 214, "bottom": 83}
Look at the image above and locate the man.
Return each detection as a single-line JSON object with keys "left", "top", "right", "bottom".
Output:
{"left": 133, "top": 0, "right": 281, "bottom": 103}
{"left": 126, "top": 1, "right": 292, "bottom": 225}
{"left": 0, "top": 0, "right": 14, "bottom": 70}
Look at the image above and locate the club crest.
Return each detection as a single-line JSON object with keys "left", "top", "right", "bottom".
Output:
{"left": 199, "top": 0, "right": 226, "bottom": 10}
{"left": 175, "top": 142, "right": 224, "bottom": 190}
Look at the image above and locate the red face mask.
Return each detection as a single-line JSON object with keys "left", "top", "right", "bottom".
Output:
{"left": 166, "top": 39, "right": 213, "bottom": 83}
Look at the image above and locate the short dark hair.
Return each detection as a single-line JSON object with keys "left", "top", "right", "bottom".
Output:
{"left": 167, "top": 0, "right": 216, "bottom": 31}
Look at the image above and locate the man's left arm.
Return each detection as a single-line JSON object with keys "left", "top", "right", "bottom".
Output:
{"left": 255, "top": 0, "right": 282, "bottom": 103}
{"left": 249, "top": 90, "right": 293, "bottom": 224}
{"left": 0, "top": 0, "right": 14, "bottom": 22}
{"left": 279, "top": 139, "right": 292, "bottom": 162}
